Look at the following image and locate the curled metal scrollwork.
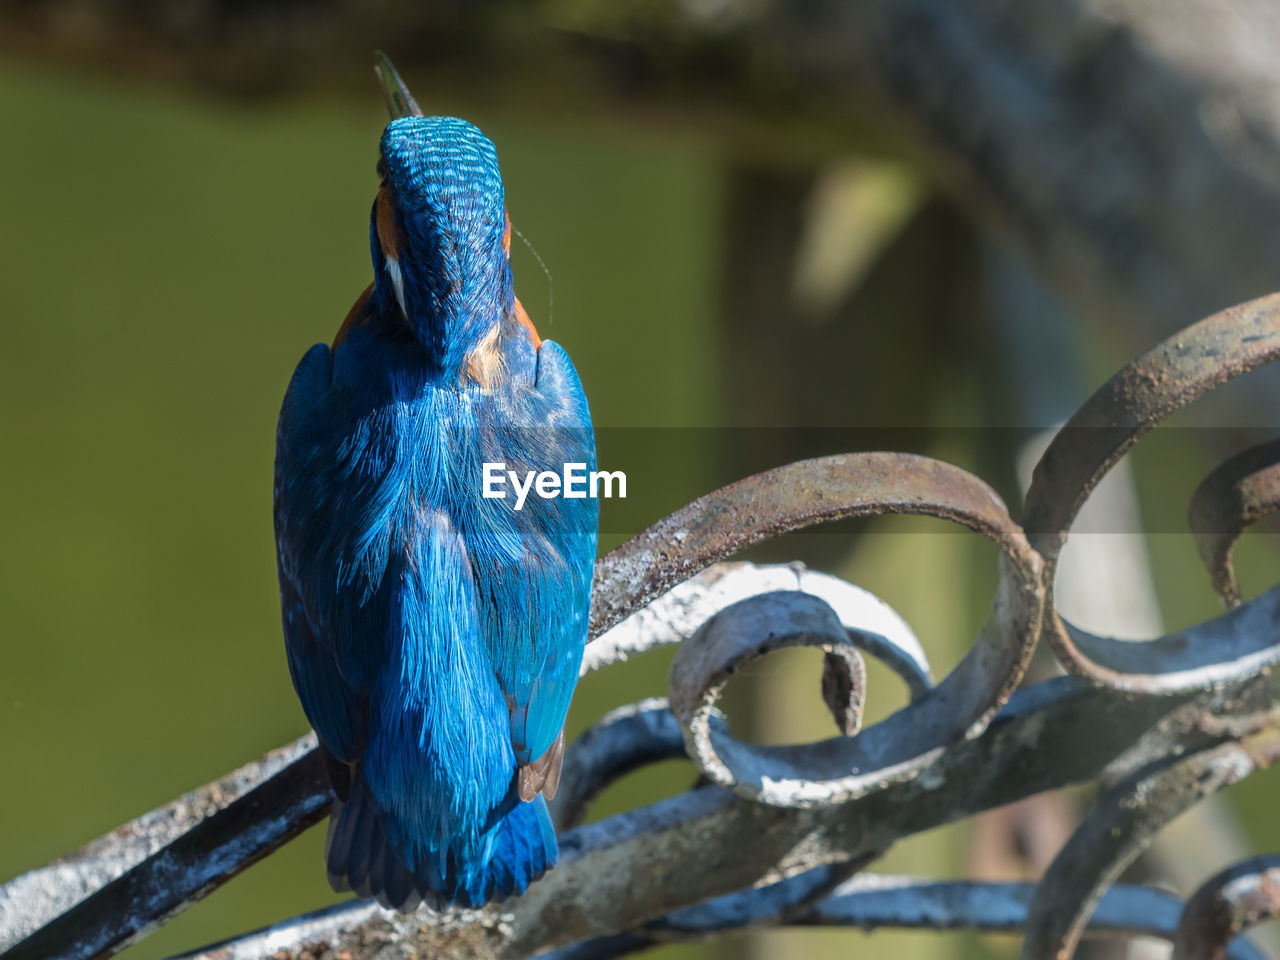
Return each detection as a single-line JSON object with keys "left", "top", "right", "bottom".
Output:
{"left": 1022, "top": 728, "right": 1280, "bottom": 960}
{"left": 1174, "top": 855, "right": 1280, "bottom": 960}
{"left": 1023, "top": 291, "right": 1280, "bottom": 694}
{"left": 630, "top": 453, "right": 1044, "bottom": 809}
{"left": 558, "top": 561, "right": 935, "bottom": 824}
{"left": 11, "top": 295, "right": 1280, "bottom": 960}
{"left": 1190, "top": 438, "right": 1280, "bottom": 608}
{"left": 667, "top": 590, "right": 870, "bottom": 806}
{"left": 592, "top": 452, "right": 1044, "bottom": 646}
{"left": 586, "top": 561, "right": 932, "bottom": 697}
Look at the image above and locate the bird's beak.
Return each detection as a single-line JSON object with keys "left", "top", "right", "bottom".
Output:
{"left": 374, "top": 51, "right": 423, "bottom": 120}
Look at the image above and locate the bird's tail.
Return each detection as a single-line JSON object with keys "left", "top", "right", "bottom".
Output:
{"left": 459, "top": 792, "right": 559, "bottom": 906}
{"left": 323, "top": 777, "right": 559, "bottom": 911}
{"left": 324, "top": 775, "right": 421, "bottom": 910}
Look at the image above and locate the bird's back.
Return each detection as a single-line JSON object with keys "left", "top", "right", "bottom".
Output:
{"left": 276, "top": 319, "right": 596, "bottom": 908}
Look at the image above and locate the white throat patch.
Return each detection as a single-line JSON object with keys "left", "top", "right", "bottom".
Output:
{"left": 384, "top": 256, "right": 407, "bottom": 317}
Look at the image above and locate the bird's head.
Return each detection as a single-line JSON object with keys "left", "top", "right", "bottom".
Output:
{"left": 369, "top": 53, "right": 514, "bottom": 373}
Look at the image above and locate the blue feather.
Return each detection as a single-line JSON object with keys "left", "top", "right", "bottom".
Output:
{"left": 275, "top": 114, "right": 596, "bottom": 909}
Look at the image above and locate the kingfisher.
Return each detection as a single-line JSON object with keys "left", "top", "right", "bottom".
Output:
{"left": 273, "top": 53, "right": 597, "bottom": 910}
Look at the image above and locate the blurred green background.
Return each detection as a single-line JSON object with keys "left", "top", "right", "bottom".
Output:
{"left": 3, "top": 46, "right": 1280, "bottom": 960}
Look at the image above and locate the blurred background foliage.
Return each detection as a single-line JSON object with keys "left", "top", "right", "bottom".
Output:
{"left": 5, "top": 4, "right": 1280, "bottom": 957}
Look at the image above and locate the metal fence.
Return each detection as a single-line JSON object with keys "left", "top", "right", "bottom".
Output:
{"left": 5, "top": 293, "right": 1280, "bottom": 960}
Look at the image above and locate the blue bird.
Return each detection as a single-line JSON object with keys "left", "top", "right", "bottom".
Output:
{"left": 273, "top": 53, "right": 597, "bottom": 911}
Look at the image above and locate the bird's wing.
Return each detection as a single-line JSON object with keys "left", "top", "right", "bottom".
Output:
{"left": 478, "top": 339, "right": 597, "bottom": 790}
{"left": 274, "top": 343, "right": 366, "bottom": 768}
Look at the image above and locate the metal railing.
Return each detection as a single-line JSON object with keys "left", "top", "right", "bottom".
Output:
{"left": 5, "top": 294, "right": 1280, "bottom": 960}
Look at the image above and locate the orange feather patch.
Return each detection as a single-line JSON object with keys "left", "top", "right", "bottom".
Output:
{"left": 375, "top": 187, "right": 400, "bottom": 259}
{"left": 332, "top": 283, "right": 374, "bottom": 349}
{"left": 513, "top": 297, "right": 541, "bottom": 349}
{"left": 465, "top": 323, "right": 504, "bottom": 390}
